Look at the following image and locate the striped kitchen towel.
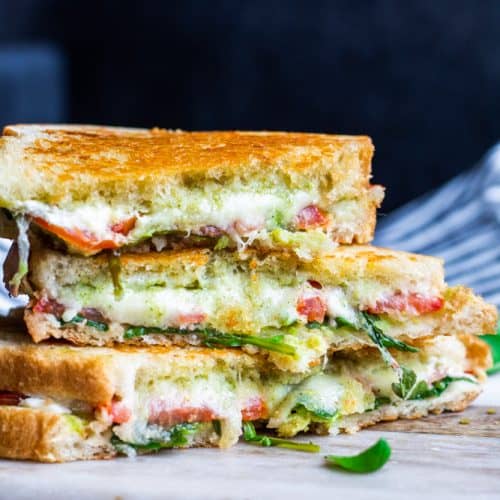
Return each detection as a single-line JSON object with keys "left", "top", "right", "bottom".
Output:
{"left": 1, "top": 143, "right": 500, "bottom": 314}
{"left": 375, "top": 143, "right": 500, "bottom": 305}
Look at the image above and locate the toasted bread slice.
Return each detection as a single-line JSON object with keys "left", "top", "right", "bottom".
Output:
{"left": 0, "top": 125, "right": 383, "bottom": 257}
{"left": 22, "top": 245, "right": 497, "bottom": 372}
{"left": 0, "top": 323, "right": 489, "bottom": 462}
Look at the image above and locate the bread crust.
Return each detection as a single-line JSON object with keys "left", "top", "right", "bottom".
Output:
{"left": 0, "top": 321, "right": 261, "bottom": 405}
{"left": 29, "top": 244, "right": 446, "bottom": 291}
{"left": 0, "top": 407, "right": 113, "bottom": 462}
{"left": 1, "top": 125, "right": 374, "bottom": 179}
{"left": 336, "top": 387, "right": 481, "bottom": 435}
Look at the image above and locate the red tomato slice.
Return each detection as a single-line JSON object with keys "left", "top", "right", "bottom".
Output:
{"left": 148, "top": 402, "right": 216, "bottom": 427}
{"left": 296, "top": 295, "right": 327, "bottom": 323}
{"left": 176, "top": 313, "right": 206, "bottom": 327}
{"left": 32, "top": 217, "right": 119, "bottom": 253}
{"left": 368, "top": 292, "right": 444, "bottom": 315}
{"left": 241, "top": 397, "right": 267, "bottom": 421}
{"left": 33, "top": 297, "right": 65, "bottom": 317}
{"left": 0, "top": 391, "right": 24, "bottom": 406}
{"left": 100, "top": 400, "right": 132, "bottom": 424}
{"left": 294, "top": 205, "right": 328, "bottom": 230}
{"left": 111, "top": 217, "right": 137, "bottom": 236}
{"left": 111, "top": 401, "right": 132, "bottom": 424}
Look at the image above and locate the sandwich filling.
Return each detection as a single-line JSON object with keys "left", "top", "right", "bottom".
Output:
{"left": 9, "top": 179, "right": 382, "bottom": 258}
{"left": 0, "top": 335, "right": 482, "bottom": 454}
{"left": 24, "top": 249, "right": 454, "bottom": 372}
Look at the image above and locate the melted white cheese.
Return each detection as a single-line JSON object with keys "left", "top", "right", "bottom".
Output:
{"left": 56, "top": 280, "right": 354, "bottom": 332}
{"left": 20, "top": 397, "right": 71, "bottom": 414}
{"left": 21, "top": 189, "right": 315, "bottom": 243}
{"left": 324, "top": 287, "right": 358, "bottom": 324}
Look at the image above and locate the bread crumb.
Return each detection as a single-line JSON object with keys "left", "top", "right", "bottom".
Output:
{"left": 486, "top": 408, "right": 497, "bottom": 415}
{"left": 459, "top": 418, "right": 470, "bottom": 425}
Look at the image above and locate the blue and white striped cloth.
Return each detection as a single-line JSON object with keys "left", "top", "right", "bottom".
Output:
{"left": 2, "top": 143, "right": 500, "bottom": 314}
{"left": 375, "top": 143, "right": 500, "bottom": 305}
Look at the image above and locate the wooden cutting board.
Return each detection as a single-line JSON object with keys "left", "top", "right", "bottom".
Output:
{"left": 369, "top": 405, "right": 500, "bottom": 437}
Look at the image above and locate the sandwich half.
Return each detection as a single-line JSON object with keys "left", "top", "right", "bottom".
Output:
{"left": 0, "top": 324, "right": 491, "bottom": 462}
{"left": 0, "top": 125, "right": 383, "bottom": 263}
{"left": 13, "top": 244, "right": 497, "bottom": 372}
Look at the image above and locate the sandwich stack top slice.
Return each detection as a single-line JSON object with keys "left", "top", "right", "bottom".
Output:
{"left": 0, "top": 125, "right": 383, "bottom": 259}
{"left": 0, "top": 322, "right": 491, "bottom": 462}
{"left": 13, "top": 243, "right": 497, "bottom": 372}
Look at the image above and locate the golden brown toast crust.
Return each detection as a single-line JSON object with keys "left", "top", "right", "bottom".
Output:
{"left": 2, "top": 125, "right": 374, "bottom": 180}
{"left": 0, "top": 406, "right": 70, "bottom": 462}
{"left": 0, "top": 321, "right": 259, "bottom": 405}
{"left": 0, "top": 407, "right": 114, "bottom": 462}
{"left": 28, "top": 244, "right": 446, "bottom": 292}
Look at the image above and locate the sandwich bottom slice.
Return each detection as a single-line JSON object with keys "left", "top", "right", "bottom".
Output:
{"left": 0, "top": 326, "right": 491, "bottom": 462}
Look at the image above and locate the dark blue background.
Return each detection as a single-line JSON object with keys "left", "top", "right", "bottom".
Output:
{"left": 1, "top": 0, "right": 499, "bottom": 211}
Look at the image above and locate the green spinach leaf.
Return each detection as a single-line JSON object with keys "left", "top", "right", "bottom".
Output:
{"left": 61, "top": 314, "right": 109, "bottom": 332}
{"left": 325, "top": 438, "right": 391, "bottom": 473}
{"left": 334, "top": 313, "right": 418, "bottom": 371}
{"left": 392, "top": 369, "right": 477, "bottom": 400}
{"left": 111, "top": 423, "right": 199, "bottom": 454}
{"left": 123, "top": 325, "right": 296, "bottom": 355}
{"left": 242, "top": 422, "right": 320, "bottom": 453}
{"left": 107, "top": 252, "right": 123, "bottom": 299}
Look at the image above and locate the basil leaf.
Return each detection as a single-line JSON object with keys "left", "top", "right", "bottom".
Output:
{"left": 335, "top": 316, "right": 357, "bottom": 329}
{"left": 214, "top": 235, "right": 230, "bottom": 250}
{"left": 111, "top": 423, "right": 199, "bottom": 454}
{"left": 373, "top": 396, "right": 391, "bottom": 409}
{"left": 358, "top": 313, "right": 402, "bottom": 370}
{"left": 480, "top": 333, "right": 500, "bottom": 375}
{"left": 124, "top": 325, "right": 177, "bottom": 338}
{"left": 306, "top": 321, "right": 323, "bottom": 329}
{"left": 392, "top": 369, "right": 477, "bottom": 400}
{"left": 325, "top": 438, "right": 391, "bottom": 473}
{"left": 293, "top": 402, "right": 338, "bottom": 423}
{"left": 107, "top": 252, "right": 123, "bottom": 299}
{"left": 429, "top": 376, "right": 477, "bottom": 397}
{"left": 242, "top": 422, "right": 320, "bottom": 453}
{"left": 335, "top": 313, "right": 418, "bottom": 371}
{"left": 61, "top": 314, "right": 109, "bottom": 332}
{"left": 123, "top": 325, "right": 296, "bottom": 355}
{"left": 391, "top": 367, "right": 417, "bottom": 399}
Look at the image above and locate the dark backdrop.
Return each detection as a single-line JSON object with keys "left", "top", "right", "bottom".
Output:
{"left": 1, "top": 0, "right": 500, "bottom": 211}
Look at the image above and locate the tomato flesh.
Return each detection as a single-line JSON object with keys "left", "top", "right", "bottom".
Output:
{"left": 32, "top": 217, "right": 119, "bottom": 253}
{"left": 111, "top": 217, "right": 136, "bottom": 236}
{"left": 33, "top": 297, "right": 65, "bottom": 317}
{"left": 368, "top": 292, "right": 444, "bottom": 315}
{"left": 241, "top": 397, "right": 267, "bottom": 421}
{"left": 295, "top": 205, "right": 328, "bottom": 230}
{"left": 148, "top": 402, "right": 216, "bottom": 427}
{"left": 296, "top": 295, "right": 327, "bottom": 323}
{"left": 176, "top": 313, "right": 207, "bottom": 327}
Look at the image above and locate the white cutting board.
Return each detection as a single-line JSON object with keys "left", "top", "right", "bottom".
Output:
{"left": 0, "top": 377, "right": 499, "bottom": 500}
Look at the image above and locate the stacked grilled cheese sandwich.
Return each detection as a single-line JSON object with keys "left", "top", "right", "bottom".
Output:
{"left": 0, "top": 124, "right": 496, "bottom": 462}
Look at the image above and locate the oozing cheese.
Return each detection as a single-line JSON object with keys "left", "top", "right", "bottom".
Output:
{"left": 53, "top": 280, "right": 355, "bottom": 333}
{"left": 20, "top": 397, "right": 72, "bottom": 414}
{"left": 10, "top": 335, "right": 477, "bottom": 451}
{"left": 21, "top": 188, "right": 317, "bottom": 244}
